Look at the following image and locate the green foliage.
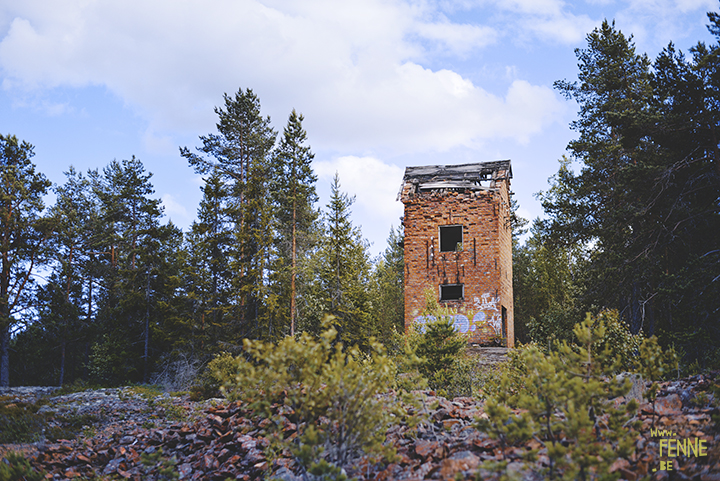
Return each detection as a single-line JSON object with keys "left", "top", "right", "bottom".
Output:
{"left": 476, "top": 342, "right": 534, "bottom": 401}
{"left": 477, "top": 313, "right": 641, "bottom": 480}
{"left": 0, "top": 402, "right": 45, "bottom": 444}
{"left": 514, "top": 217, "right": 585, "bottom": 346}
{"left": 383, "top": 328, "right": 428, "bottom": 393}
{"left": 0, "top": 394, "right": 99, "bottom": 444}
{"left": 218, "top": 318, "right": 396, "bottom": 477}
{"left": 369, "top": 226, "right": 405, "bottom": 345}
{"left": 189, "top": 351, "right": 239, "bottom": 400}
{"left": 405, "top": 289, "right": 478, "bottom": 398}
{"left": 140, "top": 447, "right": 179, "bottom": 480}
{"left": 0, "top": 452, "right": 46, "bottom": 481}
{"left": 44, "top": 412, "right": 100, "bottom": 442}
{"left": 0, "top": 133, "right": 52, "bottom": 387}
{"left": 593, "top": 310, "right": 643, "bottom": 371}
{"left": 55, "top": 378, "right": 101, "bottom": 396}
{"left": 544, "top": 17, "right": 720, "bottom": 362}
{"left": 414, "top": 317, "right": 467, "bottom": 397}
{"left": 303, "top": 174, "right": 373, "bottom": 349}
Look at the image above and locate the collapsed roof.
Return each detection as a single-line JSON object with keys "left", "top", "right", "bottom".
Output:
{"left": 398, "top": 160, "right": 512, "bottom": 200}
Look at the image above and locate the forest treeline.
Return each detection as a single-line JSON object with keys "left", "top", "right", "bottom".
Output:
{"left": 2, "top": 11, "right": 720, "bottom": 388}
{"left": 514, "top": 17, "right": 720, "bottom": 366}
{"left": 0, "top": 92, "right": 404, "bottom": 387}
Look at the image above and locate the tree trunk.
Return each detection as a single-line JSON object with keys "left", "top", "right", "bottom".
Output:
{"left": 291, "top": 190, "right": 297, "bottom": 336}
{"left": 144, "top": 266, "right": 150, "bottom": 383}
{"left": 0, "top": 325, "right": 9, "bottom": 387}
{"left": 59, "top": 339, "right": 66, "bottom": 387}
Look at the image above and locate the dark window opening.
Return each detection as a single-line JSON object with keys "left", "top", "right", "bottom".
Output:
{"left": 440, "top": 284, "right": 463, "bottom": 301}
{"left": 501, "top": 306, "right": 507, "bottom": 338}
{"left": 439, "top": 225, "right": 463, "bottom": 252}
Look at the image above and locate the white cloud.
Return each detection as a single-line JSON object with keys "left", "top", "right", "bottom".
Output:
{"left": 675, "top": 0, "right": 716, "bottom": 12}
{"left": 161, "top": 193, "right": 189, "bottom": 222}
{"left": 615, "top": 0, "right": 716, "bottom": 48}
{"left": 143, "top": 129, "right": 175, "bottom": 156}
{"left": 414, "top": 18, "right": 498, "bottom": 55}
{"left": 314, "top": 156, "right": 405, "bottom": 245}
{"left": 0, "top": 0, "right": 564, "bottom": 156}
{"left": 499, "top": 0, "right": 565, "bottom": 16}
{"left": 522, "top": 12, "right": 597, "bottom": 44}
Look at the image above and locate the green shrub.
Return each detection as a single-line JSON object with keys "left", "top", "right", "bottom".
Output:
{"left": 526, "top": 303, "right": 578, "bottom": 347}
{"left": 593, "top": 309, "right": 644, "bottom": 372}
{"left": 0, "top": 452, "right": 46, "bottom": 481}
{"left": 385, "top": 328, "right": 428, "bottom": 393}
{"left": 475, "top": 341, "right": 535, "bottom": 401}
{"left": 478, "top": 313, "right": 641, "bottom": 480}
{"left": 218, "top": 318, "right": 397, "bottom": 478}
{"left": 0, "top": 401, "right": 46, "bottom": 444}
{"left": 189, "top": 352, "right": 239, "bottom": 400}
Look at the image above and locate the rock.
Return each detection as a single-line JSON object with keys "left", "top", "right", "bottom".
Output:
{"left": 414, "top": 439, "right": 445, "bottom": 459}
{"left": 272, "top": 467, "right": 302, "bottom": 481}
{"left": 439, "top": 451, "right": 480, "bottom": 479}
{"left": 654, "top": 394, "right": 683, "bottom": 415}
{"left": 102, "top": 457, "right": 124, "bottom": 475}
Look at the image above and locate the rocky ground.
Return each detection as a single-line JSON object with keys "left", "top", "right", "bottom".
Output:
{"left": 1, "top": 373, "right": 719, "bottom": 480}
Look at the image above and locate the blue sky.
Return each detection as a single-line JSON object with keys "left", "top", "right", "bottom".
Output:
{"left": 1, "top": 0, "right": 717, "bottom": 256}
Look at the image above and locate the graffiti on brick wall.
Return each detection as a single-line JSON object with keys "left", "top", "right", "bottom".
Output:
{"left": 412, "top": 292, "right": 502, "bottom": 337}
{"left": 413, "top": 313, "right": 470, "bottom": 334}
{"left": 472, "top": 293, "right": 502, "bottom": 337}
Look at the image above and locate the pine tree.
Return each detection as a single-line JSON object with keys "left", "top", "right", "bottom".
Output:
{"left": 0, "top": 134, "right": 51, "bottom": 387}
{"left": 47, "top": 167, "right": 95, "bottom": 385}
{"left": 543, "top": 17, "right": 720, "bottom": 358}
{"left": 270, "top": 109, "right": 319, "bottom": 337}
{"left": 88, "top": 157, "right": 165, "bottom": 384}
{"left": 181, "top": 88, "right": 276, "bottom": 340}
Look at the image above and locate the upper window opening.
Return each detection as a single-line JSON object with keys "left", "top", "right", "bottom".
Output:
{"left": 439, "top": 225, "right": 463, "bottom": 252}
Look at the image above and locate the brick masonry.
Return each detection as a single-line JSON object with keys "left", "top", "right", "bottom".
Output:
{"left": 400, "top": 167, "right": 514, "bottom": 347}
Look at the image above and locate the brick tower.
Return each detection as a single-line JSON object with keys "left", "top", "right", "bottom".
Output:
{"left": 398, "top": 161, "right": 514, "bottom": 347}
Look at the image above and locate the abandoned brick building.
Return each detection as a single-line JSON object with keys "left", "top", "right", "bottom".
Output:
{"left": 398, "top": 160, "right": 514, "bottom": 347}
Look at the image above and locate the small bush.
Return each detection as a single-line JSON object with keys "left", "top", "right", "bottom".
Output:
{"left": 415, "top": 317, "right": 466, "bottom": 379}
{"left": 474, "top": 343, "right": 532, "bottom": 401}
{"left": 0, "top": 452, "right": 46, "bottom": 481}
{"left": 477, "top": 313, "right": 641, "bottom": 480}
{"left": 218, "top": 317, "right": 397, "bottom": 478}
{"left": 189, "top": 352, "right": 239, "bottom": 401}
{"left": 407, "top": 289, "right": 473, "bottom": 396}
{"left": 0, "top": 400, "right": 46, "bottom": 444}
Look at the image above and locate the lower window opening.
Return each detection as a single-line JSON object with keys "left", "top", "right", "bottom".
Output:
{"left": 440, "top": 284, "right": 463, "bottom": 301}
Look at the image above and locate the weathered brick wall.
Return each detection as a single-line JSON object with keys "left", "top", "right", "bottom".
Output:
{"left": 402, "top": 175, "right": 514, "bottom": 347}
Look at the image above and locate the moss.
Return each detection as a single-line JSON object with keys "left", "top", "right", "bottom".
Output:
{"left": 0, "top": 395, "right": 100, "bottom": 444}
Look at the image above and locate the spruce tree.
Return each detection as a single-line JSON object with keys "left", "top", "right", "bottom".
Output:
{"left": 270, "top": 109, "right": 319, "bottom": 337}
{"left": 307, "top": 173, "right": 371, "bottom": 347}
{"left": 182, "top": 172, "right": 235, "bottom": 353}
{"left": 369, "top": 225, "right": 404, "bottom": 344}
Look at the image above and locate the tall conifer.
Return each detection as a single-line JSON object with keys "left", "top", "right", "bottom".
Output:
{"left": 0, "top": 134, "right": 51, "bottom": 386}
{"left": 181, "top": 89, "right": 276, "bottom": 340}
{"left": 270, "top": 110, "right": 319, "bottom": 337}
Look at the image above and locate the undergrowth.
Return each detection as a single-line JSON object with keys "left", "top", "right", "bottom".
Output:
{"left": 0, "top": 452, "right": 46, "bottom": 481}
